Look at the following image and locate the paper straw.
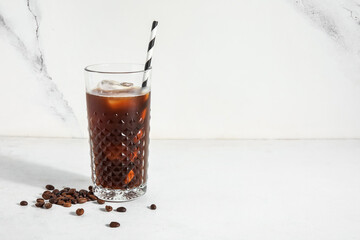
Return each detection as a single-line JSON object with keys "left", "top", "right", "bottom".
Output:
{"left": 142, "top": 21, "right": 158, "bottom": 87}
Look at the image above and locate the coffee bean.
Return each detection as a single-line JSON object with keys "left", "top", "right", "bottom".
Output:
{"left": 68, "top": 188, "right": 76, "bottom": 195}
{"left": 53, "top": 189, "right": 60, "bottom": 195}
{"left": 43, "top": 195, "right": 50, "bottom": 200}
{"left": 116, "top": 207, "right": 126, "bottom": 212}
{"left": 20, "top": 201, "right": 28, "bottom": 206}
{"left": 57, "top": 200, "right": 65, "bottom": 206}
{"left": 77, "top": 198, "right": 87, "bottom": 204}
{"left": 79, "top": 189, "right": 88, "bottom": 195}
{"left": 63, "top": 202, "right": 72, "bottom": 207}
{"left": 42, "top": 191, "right": 51, "bottom": 200}
{"left": 105, "top": 205, "right": 113, "bottom": 212}
{"left": 63, "top": 187, "right": 70, "bottom": 191}
{"left": 43, "top": 193, "right": 51, "bottom": 198}
{"left": 97, "top": 199, "right": 105, "bottom": 205}
{"left": 49, "top": 198, "right": 56, "bottom": 204}
{"left": 35, "top": 202, "right": 44, "bottom": 208}
{"left": 88, "top": 186, "right": 93, "bottom": 191}
{"left": 49, "top": 194, "right": 56, "bottom": 199}
{"left": 44, "top": 203, "right": 52, "bottom": 209}
{"left": 109, "top": 222, "right": 120, "bottom": 228}
{"left": 46, "top": 184, "right": 55, "bottom": 190}
{"left": 150, "top": 204, "right": 157, "bottom": 210}
{"left": 76, "top": 208, "right": 84, "bottom": 216}
{"left": 36, "top": 198, "right": 44, "bottom": 203}
{"left": 89, "top": 195, "right": 97, "bottom": 201}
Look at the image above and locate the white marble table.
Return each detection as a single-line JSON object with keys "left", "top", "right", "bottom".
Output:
{"left": 0, "top": 137, "right": 359, "bottom": 239}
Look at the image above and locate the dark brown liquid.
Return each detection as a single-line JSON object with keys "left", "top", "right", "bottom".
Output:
{"left": 86, "top": 89, "right": 150, "bottom": 189}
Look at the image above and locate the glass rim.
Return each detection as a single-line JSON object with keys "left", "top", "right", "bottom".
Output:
{"left": 84, "top": 63, "right": 151, "bottom": 74}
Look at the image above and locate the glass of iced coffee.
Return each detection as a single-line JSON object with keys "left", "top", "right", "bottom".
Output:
{"left": 85, "top": 63, "right": 151, "bottom": 201}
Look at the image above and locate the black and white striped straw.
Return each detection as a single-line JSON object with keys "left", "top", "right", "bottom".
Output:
{"left": 142, "top": 21, "right": 158, "bottom": 87}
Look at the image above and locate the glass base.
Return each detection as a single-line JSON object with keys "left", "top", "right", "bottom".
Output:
{"left": 93, "top": 184, "right": 147, "bottom": 202}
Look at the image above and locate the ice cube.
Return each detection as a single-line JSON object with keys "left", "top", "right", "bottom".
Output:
{"left": 98, "top": 80, "right": 133, "bottom": 91}
{"left": 120, "top": 82, "right": 133, "bottom": 87}
{"left": 98, "top": 80, "right": 121, "bottom": 90}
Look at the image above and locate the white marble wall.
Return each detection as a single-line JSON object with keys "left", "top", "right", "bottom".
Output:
{"left": 0, "top": 0, "right": 360, "bottom": 139}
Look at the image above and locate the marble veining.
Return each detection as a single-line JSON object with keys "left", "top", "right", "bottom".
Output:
{"left": 293, "top": 0, "right": 360, "bottom": 55}
{"left": 0, "top": 15, "right": 30, "bottom": 65}
{"left": 0, "top": 0, "right": 78, "bottom": 126}
{"left": 26, "top": 0, "right": 44, "bottom": 72}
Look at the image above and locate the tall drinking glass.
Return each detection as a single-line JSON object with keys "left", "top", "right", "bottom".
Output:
{"left": 84, "top": 63, "right": 151, "bottom": 201}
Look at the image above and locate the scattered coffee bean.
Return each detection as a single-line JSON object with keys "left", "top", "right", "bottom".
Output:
{"left": 116, "top": 207, "right": 126, "bottom": 212}
{"left": 76, "top": 208, "right": 84, "bottom": 216}
{"left": 68, "top": 188, "right": 76, "bottom": 195}
{"left": 20, "top": 201, "right": 28, "bottom": 206}
{"left": 89, "top": 195, "right": 97, "bottom": 201}
{"left": 105, "top": 205, "right": 113, "bottom": 212}
{"left": 46, "top": 184, "right": 55, "bottom": 190}
{"left": 35, "top": 202, "right": 44, "bottom": 208}
{"left": 42, "top": 191, "right": 51, "bottom": 200}
{"left": 29, "top": 186, "right": 100, "bottom": 210}
{"left": 79, "top": 189, "right": 88, "bottom": 195}
{"left": 97, "top": 199, "right": 105, "bottom": 205}
{"left": 109, "top": 222, "right": 120, "bottom": 228}
{"left": 77, "top": 198, "right": 87, "bottom": 204}
{"left": 44, "top": 203, "right": 52, "bottom": 209}
{"left": 150, "top": 204, "right": 157, "bottom": 210}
